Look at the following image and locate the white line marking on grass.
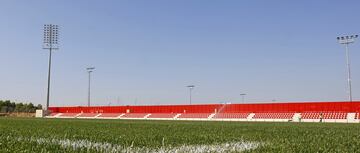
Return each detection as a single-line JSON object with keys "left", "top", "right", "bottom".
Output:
{"left": 10, "top": 136, "right": 261, "bottom": 153}
{"left": 156, "top": 141, "right": 261, "bottom": 153}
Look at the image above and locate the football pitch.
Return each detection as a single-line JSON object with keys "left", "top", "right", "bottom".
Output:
{"left": 0, "top": 118, "right": 359, "bottom": 152}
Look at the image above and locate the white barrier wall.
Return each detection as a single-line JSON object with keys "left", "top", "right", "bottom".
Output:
{"left": 35, "top": 110, "right": 45, "bottom": 118}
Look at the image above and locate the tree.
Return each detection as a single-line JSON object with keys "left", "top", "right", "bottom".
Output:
{"left": 0, "top": 100, "right": 41, "bottom": 113}
{"left": 37, "top": 104, "right": 42, "bottom": 109}
{"left": 15, "top": 103, "right": 24, "bottom": 112}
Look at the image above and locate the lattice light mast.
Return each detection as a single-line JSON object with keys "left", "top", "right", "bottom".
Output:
{"left": 337, "top": 35, "right": 358, "bottom": 102}
{"left": 43, "top": 24, "right": 59, "bottom": 111}
{"left": 86, "top": 67, "right": 95, "bottom": 107}
{"left": 186, "top": 85, "right": 195, "bottom": 105}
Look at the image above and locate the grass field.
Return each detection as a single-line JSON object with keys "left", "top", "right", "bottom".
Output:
{"left": 0, "top": 118, "right": 359, "bottom": 153}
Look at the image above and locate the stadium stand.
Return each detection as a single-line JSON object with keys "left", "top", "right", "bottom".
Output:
{"left": 97, "top": 113, "right": 124, "bottom": 118}
{"left": 253, "top": 113, "right": 295, "bottom": 119}
{"left": 120, "top": 113, "right": 148, "bottom": 118}
{"left": 301, "top": 112, "right": 347, "bottom": 119}
{"left": 58, "top": 113, "right": 79, "bottom": 117}
{"left": 49, "top": 113, "right": 59, "bottom": 117}
{"left": 47, "top": 101, "right": 360, "bottom": 123}
{"left": 77, "top": 113, "right": 99, "bottom": 118}
{"left": 213, "top": 113, "right": 250, "bottom": 119}
{"left": 355, "top": 113, "right": 360, "bottom": 119}
{"left": 147, "top": 113, "right": 178, "bottom": 118}
{"left": 178, "top": 113, "right": 211, "bottom": 118}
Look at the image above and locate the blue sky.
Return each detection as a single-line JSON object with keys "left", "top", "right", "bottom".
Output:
{"left": 0, "top": 0, "right": 359, "bottom": 106}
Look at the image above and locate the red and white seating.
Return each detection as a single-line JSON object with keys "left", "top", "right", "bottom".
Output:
{"left": 301, "top": 112, "right": 347, "bottom": 119}
{"left": 49, "top": 113, "right": 59, "bottom": 117}
{"left": 253, "top": 113, "right": 295, "bottom": 119}
{"left": 120, "top": 113, "right": 148, "bottom": 118}
{"left": 147, "top": 113, "right": 177, "bottom": 118}
{"left": 355, "top": 113, "right": 360, "bottom": 119}
{"left": 47, "top": 101, "right": 360, "bottom": 123}
{"left": 98, "top": 113, "right": 123, "bottom": 118}
{"left": 77, "top": 113, "right": 99, "bottom": 118}
{"left": 213, "top": 113, "right": 250, "bottom": 119}
{"left": 178, "top": 113, "right": 211, "bottom": 118}
{"left": 59, "top": 113, "right": 79, "bottom": 117}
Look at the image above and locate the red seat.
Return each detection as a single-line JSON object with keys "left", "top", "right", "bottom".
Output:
{"left": 253, "top": 113, "right": 294, "bottom": 119}
{"left": 49, "top": 113, "right": 59, "bottom": 116}
{"left": 78, "top": 113, "right": 99, "bottom": 117}
{"left": 178, "top": 113, "right": 211, "bottom": 118}
{"left": 301, "top": 112, "right": 347, "bottom": 119}
{"left": 148, "top": 113, "right": 177, "bottom": 118}
{"left": 120, "top": 113, "right": 148, "bottom": 118}
{"left": 98, "top": 113, "right": 123, "bottom": 118}
{"left": 356, "top": 113, "right": 360, "bottom": 119}
{"left": 213, "top": 113, "right": 249, "bottom": 119}
{"left": 59, "top": 113, "right": 79, "bottom": 117}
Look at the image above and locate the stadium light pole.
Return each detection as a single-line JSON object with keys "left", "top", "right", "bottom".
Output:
{"left": 87, "top": 67, "right": 95, "bottom": 107}
{"left": 43, "top": 24, "right": 59, "bottom": 111}
{"left": 337, "top": 35, "right": 358, "bottom": 102}
{"left": 240, "top": 93, "right": 246, "bottom": 103}
{"left": 186, "top": 85, "right": 195, "bottom": 105}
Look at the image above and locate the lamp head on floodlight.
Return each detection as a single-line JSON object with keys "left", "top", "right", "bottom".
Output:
{"left": 337, "top": 35, "right": 358, "bottom": 44}
{"left": 87, "top": 67, "right": 95, "bottom": 73}
{"left": 186, "top": 85, "right": 195, "bottom": 89}
{"left": 43, "top": 24, "right": 59, "bottom": 49}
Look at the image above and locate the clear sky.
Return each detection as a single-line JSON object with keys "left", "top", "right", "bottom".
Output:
{"left": 0, "top": 0, "right": 359, "bottom": 106}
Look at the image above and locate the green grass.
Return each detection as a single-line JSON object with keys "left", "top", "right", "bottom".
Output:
{"left": 0, "top": 117, "right": 360, "bottom": 152}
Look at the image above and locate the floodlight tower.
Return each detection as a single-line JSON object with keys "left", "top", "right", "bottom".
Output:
{"left": 186, "top": 85, "right": 195, "bottom": 105}
{"left": 337, "top": 35, "right": 358, "bottom": 102}
{"left": 86, "top": 67, "right": 95, "bottom": 107}
{"left": 43, "top": 24, "right": 59, "bottom": 111}
{"left": 240, "top": 93, "right": 246, "bottom": 103}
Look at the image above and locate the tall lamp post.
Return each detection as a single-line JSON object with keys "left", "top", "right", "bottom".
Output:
{"left": 86, "top": 67, "right": 95, "bottom": 107}
{"left": 186, "top": 85, "right": 195, "bottom": 105}
{"left": 240, "top": 93, "right": 246, "bottom": 103}
{"left": 43, "top": 24, "right": 59, "bottom": 111}
{"left": 337, "top": 35, "right": 358, "bottom": 102}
